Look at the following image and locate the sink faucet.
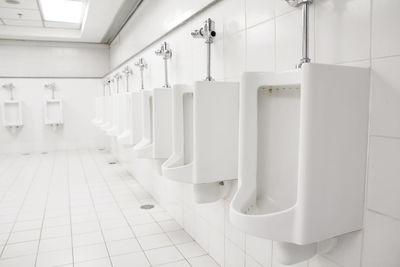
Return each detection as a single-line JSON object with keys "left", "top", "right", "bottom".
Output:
{"left": 135, "top": 58, "right": 148, "bottom": 90}
{"left": 155, "top": 42, "right": 172, "bottom": 88}
{"left": 191, "top": 18, "right": 216, "bottom": 81}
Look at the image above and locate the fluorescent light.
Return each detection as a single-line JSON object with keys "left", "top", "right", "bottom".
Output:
{"left": 39, "top": 0, "right": 85, "bottom": 24}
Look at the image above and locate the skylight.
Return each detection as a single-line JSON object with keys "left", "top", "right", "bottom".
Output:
{"left": 39, "top": 0, "right": 86, "bottom": 24}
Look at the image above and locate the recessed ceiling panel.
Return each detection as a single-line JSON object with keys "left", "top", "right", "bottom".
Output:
{"left": 3, "top": 18, "right": 42, "bottom": 27}
{"left": 44, "top": 21, "right": 80, "bottom": 30}
{"left": 0, "top": 0, "right": 38, "bottom": 10}
{"left": 0, "top": 7, "right": 41, "bottom": 20}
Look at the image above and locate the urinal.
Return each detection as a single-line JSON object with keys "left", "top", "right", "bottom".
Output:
{"left": 99, "top": 95, "right": 112, "bottom": 131}
{"left": 161, "top": 81, "right": 239, "bottom": 203}
{"left": 92, "top": 96, "right": 105, "bottom": 127}
{"left": 2, "top": 100, "right": 23, "bottom": 133}
{"left": 106, "top": 93, "right": 122, "bottom": 137}
{"left": 132, "top": 88, "right": 172, "bottom": 158}
{"left": 229, "top": 63, "right": 370, "bottom": 264}
{"left": 116, "top": 91, "right": 142, "bottom": 147}
{"left": 44, "top": 99, "right": 63, "bottom": 130}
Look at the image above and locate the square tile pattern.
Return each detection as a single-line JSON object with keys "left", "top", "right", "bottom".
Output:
{"left": 0, "top": 150, "right": 219, "bottom": 266}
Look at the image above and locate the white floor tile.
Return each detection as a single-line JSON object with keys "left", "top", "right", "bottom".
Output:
{"left": 158, "top": 220, "right": 181, "bottom": 232}
{"left": 74, "top": 257, "right": 112, "bottom": 267}
{"left": 73, "top": 243, "right": 109, "bottom": 263}
{"left": 137, "top": 233, "right": 172, "bottom": 250}
{"left": 157, "top": 260, "right": 191, "bottom": 267}
{"left": 188, "top": 255, "right": 220, "bottom": 267}
{"left": 13, "top": 220, "right": 42, "bottom": 232}
{"left": 36, "top": 249, "right": 73, "bottom": 267}
{"left": 73, "top": 231, "right": 104, "bottom": 247}
{"left": 132, "top": 223, "right": 163, "bottom": 237}
{"left": 102, "top": 227, "right": 134, "bottom": 242}
{"left": 145, "top": 246, "right": 184, "bottom": 266}
{"left": 8, "top": 230, "right": 41, "bottom": 244}
{"left": 166, "top": 230, "right": 193, "bottom": 245}
{"left": 2, "top": 240, "right": 38, "bottom": 258}
{"left": 177, "top": 242, "right": 207, "bottom": 259}
{"left": 39, "top": 236, "right": 72, "bottom": 253}
{"left": 106, "top": 238, "right": 142, "bottom": 256}
{"left": 41, "top": 225, "right": 70, "bottom": 239}
{"left": 0, "top": 254, "right": 36, "bottom": 267}
{"left": 111, "top": 251, "right": 150, "bottom": 267}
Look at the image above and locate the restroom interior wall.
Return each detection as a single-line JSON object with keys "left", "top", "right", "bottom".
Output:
{"left": 0, "top": 40, "right": 109, "bottom": 153}
{"left": 108, "top": 0, "right": 400, "bottom": 267}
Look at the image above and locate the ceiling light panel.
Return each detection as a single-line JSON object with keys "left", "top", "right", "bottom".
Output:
{"left": 39, "top": 0, "right": 86, "bottom": 24}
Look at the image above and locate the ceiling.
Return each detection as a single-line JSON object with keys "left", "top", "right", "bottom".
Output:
{"left": 0, "top": 0, "right": 141, "bottom": 43}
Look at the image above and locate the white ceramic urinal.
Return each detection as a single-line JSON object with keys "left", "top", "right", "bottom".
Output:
{"left": 117, "top": 91, "right": 143, "bottom": 147}
{"left": 44, "top": 99, "right": 63, "bottom": 130}
{"left": 106, "top": 93, "right": 122, "bottom": 137}
{"left": 92, "top": 96, "right": 105, "bottom": 127}
{"left": 162, "top": 81, "right": 239, "bottom": 203}
{"left": 132, "top": 88, "right": 172, "bottom": 159}
{"left": 229, "top": 63, "right": 370, "bottom": 264}
{"left": 2, "top": 100, "right": 23, "bottom": 133}
{"left": 100, "top": 95, "right": 112, "bottom": 131}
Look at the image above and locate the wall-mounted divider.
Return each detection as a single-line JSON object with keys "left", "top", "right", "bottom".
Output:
{"left": 132, "top": 88, "right": 172, "bottom": 159}
{"left": 162, "top": 81, "right": 239, "bottom": 203}
{"left": 229, "top": 63, "right": 370, "bottom": 264}
{"left": 117, "top": 91, "right": 143, "bottom": 147}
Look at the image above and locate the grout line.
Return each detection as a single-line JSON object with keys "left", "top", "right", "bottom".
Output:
{"left": 370, "top": 134, "right": 400, "bottom": 141}
{"left": 367, "top": 208, "right": 400, "bottom": 222}
{"left": 34, "top": 152, "right": 57, "bottom": 266}
{"left": 75, "top": 150, "right": 114, "bottom": 267}
{"left": 0, "top": 154, "right": 45, "bottom": 259}
{"left": 90, "top": 149, "right": 198, "bottom": 267}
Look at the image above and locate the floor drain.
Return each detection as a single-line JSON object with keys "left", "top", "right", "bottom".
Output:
{"left": 98, "top": 148, "right": 105, "bottom": 151}
{"left": 108, "top": 162, "right": 117, "bottom": 165}
{"left": 140, "top": 204, "right": 154, "bottom": 210}
{"left": 21, "top": 153, "right": 31, "bottom": 156}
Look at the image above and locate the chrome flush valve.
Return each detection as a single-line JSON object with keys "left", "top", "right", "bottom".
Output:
{"left": 2, "top": 83, "right": 15, "bottom": 100}
{"left": 155, "top": 42, "right": 172, "bottom": 88}
{"left": 114, "top": 73, "right": 122, "bottom": 94}
{"left": 192, "top": 18, "right": 216, "bottom": 81}
{"left": 122, "top": 66, "right": 133, "bottom": 92}
{"left": 284, "top": 0, "right": 313, "bottom": 68}
{"left": 44, "top": 83, "right": 56, "bottom": 99}
{"left": 134, "top": 58, "right": 148, "bottom": 90}
{"left": 106, "top": 77, "right": 114, "bottom": 95}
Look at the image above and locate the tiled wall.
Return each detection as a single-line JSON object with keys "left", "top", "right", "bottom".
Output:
{"left": 108, "top": 0, "right": 400, "bottom": 266}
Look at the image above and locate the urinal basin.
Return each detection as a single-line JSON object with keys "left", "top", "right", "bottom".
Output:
{"left": 92, "top": 96, "right": 105, "bottom": 127}
{"left": 100, "top": 96, "right": 113, "bottom": 131}
{"left": 132, "top": 88, "right": 173, "bottom": 159}
{"left": 117, "top": 91, "right": 143, "bottom": 147}
{"left": 106, "top": 94, "right": 121, "bottom": 136}
{"left": 230, "top": 63, "right": 370, "bottom": 261}
{"left": 2, "top": 100, "right": 23, "bottom": 128}
{"left": 44, "top": 99, "right": 63, "bottom": 126}
{"left": 162, "top": 81, "right": 239, "bottom": 185}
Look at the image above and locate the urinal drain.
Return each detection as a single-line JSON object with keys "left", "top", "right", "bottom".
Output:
{"left": 98, "top": 148, "right": 105, "bottom": 151}
{"left": 140, "top": 204, "right": 154, "bottom": 210}
{"left": 21, "top": 153, "right": 31, "bottom": 156}
{"left": 108, "top": 162, "right": 117, "bottom": 165}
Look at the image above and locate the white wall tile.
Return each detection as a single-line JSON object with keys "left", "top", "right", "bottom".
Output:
{"left": 367, "top": 137, "right": 400, "bottom": 219}
{"left": 225, "top": 238, "right": 245, "bottom": 267}
{"left": 246, "top": 20, "right": 275, "bottom": 72}
{"left": 245, "top": 235, "right": 272, "bottom": 267}
{"left": 362, "top": 211, "right": 400, "bottom": 267}
{"left": 324, "top": 231, "right": 363, "bottom": 267}
{"left": 246, "top": 0, "right": 275, "bottom": 28}
{"left": 372, "top": 0, "right": 400, "bottom": 58}
{"left": 370, "top": 57, "right": 400, "bottom": 137}
{"left": 315, "top": 0, "right": 371, "bottom": 64}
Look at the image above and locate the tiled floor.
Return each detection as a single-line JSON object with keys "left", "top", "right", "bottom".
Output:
{"left": 0, "top": 150, "right": 219, "bottom": 267}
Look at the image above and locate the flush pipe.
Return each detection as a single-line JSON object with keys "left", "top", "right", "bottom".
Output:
{"left": 191, "top": 18, "right": 216, "bottom": 81}
{"left": 284, "top": 0, "right": 312, "bottom": 68}
{"left": 44, "top": 83, "right": 56, "bottom": 100}
{"left": 135, "top": 58, "right": 148, "bottom": 90}
{"left": 122, "top": 66, "right": 133, "bottom": 92}
{"left": 106, "top": 78, "right": 113, "bottom": 96}
{"left": 155, "top": 42, "right": 173, "bottom": 88}
{"left": 114, "top": 73, "right": 122, "bottom": 94}
{"left": 2, "top": 83, "right": 15, "bottom": 100}
{"left": 102, "top": 81, "right": 107, "bottom": 96}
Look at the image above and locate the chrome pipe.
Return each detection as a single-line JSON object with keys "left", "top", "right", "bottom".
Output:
{"left": 134, "top": 58, "right": 148, "bottom": 90}
{"left": 155, "top": 42, "right": 172, "bottom": 88}
{"left": 122, "top": 66, "right": 133, "bottom": 92}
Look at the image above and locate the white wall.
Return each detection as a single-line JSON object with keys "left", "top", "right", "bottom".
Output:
{"left": 0, "top": 40, "right": 109, "bottom": 77}
{"left": 107, "top": 0, "right": 400, "bottom": 267}
{"left": 0, "top": 40, "right": 109, "bottom": 153}
{"left": 0, "top": 78, "right": 106, "bottom": 154}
